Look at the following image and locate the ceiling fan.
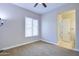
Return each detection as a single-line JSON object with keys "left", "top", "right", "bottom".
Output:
{"left": 34, "top": 3, "right": 47, "bottom": 8}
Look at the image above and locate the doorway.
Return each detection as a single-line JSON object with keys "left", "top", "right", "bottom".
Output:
{"left": 57, "top": 10, "right": 76, "bottom": 49}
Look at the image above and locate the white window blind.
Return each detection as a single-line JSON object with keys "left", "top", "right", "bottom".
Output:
{"left": 25, "top": 17, "right": 38, "bottom": 37}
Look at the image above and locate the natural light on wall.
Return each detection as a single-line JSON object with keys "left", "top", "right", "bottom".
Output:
{"left": 0, "top": 12, "right": 9, "bottom": 19}
{"left": 25, "top": 17, "right": 38, "bottom": 37}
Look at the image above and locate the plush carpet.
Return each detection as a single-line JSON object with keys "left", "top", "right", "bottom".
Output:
{"left": 0, "top": 41, "right": 79, "bottom": 56}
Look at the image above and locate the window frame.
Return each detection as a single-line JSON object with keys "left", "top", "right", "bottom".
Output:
{"left": 25, "top": 17, "right": 39, "bottom": 38}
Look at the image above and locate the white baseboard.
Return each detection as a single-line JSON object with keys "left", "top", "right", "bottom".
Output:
{"left": 74, "top": 49, "right": 79, "bottom": 52}
{"left": 1, "top": 38, "right": 79, "bottom": 52}
{"left": 41, "top": 39, "right": 57, "bottom": 45}
{"left": 41, "top": 39, "right": 79, "bottom": 52}
{"left": 0, "top": 40, "right": 40, "bottom": 50}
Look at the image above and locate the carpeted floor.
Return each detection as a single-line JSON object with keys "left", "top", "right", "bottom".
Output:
{"left": 0, "top": 41, "right": 79, "bottom": 56}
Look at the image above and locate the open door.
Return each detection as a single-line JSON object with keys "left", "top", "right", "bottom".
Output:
{"left": 57, "top": 10, "right": 76, "bottom": 49}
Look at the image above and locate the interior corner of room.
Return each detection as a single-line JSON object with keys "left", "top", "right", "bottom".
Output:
{"left": 0, "top": 3, "right": 79, "bottom": 56}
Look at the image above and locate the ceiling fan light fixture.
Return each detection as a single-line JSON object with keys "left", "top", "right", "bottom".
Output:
{"left": 38, "top": 3, "right": 41, "bottom": 4}
{"left": 34, "top": 3, "right": 47, "bottom": 8}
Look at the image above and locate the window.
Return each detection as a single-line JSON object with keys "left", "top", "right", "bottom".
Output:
{"left": 25, "top": 17, "right": 38, "bottom": 37}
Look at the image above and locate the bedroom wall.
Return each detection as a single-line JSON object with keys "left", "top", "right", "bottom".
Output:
{"left": 0, "top": 3, "right": 41, "bottom": 50}
{"left": 41, "top": 3, "right": 79, "bottom": 50}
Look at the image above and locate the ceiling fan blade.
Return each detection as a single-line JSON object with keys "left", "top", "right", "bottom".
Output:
{"left": 42, "top": 3, "right": 47, "bottom": 7}
{"left": 34, "top": 3, "right": 38, "bottom": 7}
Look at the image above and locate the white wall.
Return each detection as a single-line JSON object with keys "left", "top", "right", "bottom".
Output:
{"left": 0, "top": 3, "right": 41, "bottom": 50}
{"left": 1, "top": 3, "right": 79, "bottom": 51}
{"left": 41, "top": 3, "right": 79, "bottom": 50}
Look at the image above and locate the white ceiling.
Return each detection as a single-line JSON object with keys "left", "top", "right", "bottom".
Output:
{"left": 14, "top": 3, "right": 65, "bottom": 14}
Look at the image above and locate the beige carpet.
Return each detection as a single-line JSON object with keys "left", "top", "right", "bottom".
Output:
{"left": 0, "top": 41, "right": 79, "bottom": 56}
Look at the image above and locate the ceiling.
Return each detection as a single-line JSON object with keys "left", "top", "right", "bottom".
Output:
{"left": 14, "top": 3, "right": 65, "bottom": 14}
